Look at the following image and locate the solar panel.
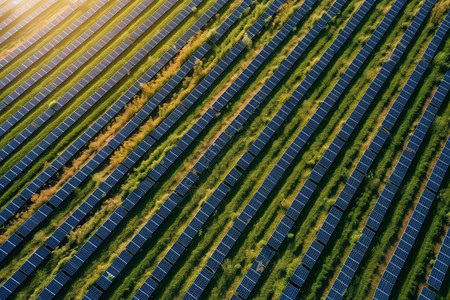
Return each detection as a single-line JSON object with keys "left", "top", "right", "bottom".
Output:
{"left": 224, "top": 168, "right": 242, "bottom": 187}
{"left": 317, "top": 208, "right": 342, "bottom": 245}
{"left": 389, "top": 150, "right": 414, "bottom": 186}
{"left": 418, "top": 287, "right": 436, "bottom": 300}
{"left": 281, "top": 283, "right": 299, "bottom": 300}
{"left": 309, "top": 164, "right": 327, "bottom": 183}
{"left": 374, "top": 279, "right": 393, "bottom": 300}
{"left": 302, "top": 240, "right": 324, "bottom": 269}
{"left": 356, "top": 149, "right": 376, "bottom": 174}
{"left": 427, "top": 228, "right": 450, "bottom": 290}
{"left": 291, "top": 264, "right": 310, "bottom": 288}
{"left": 267, "top": 216, "right": 294, "bottom": 250}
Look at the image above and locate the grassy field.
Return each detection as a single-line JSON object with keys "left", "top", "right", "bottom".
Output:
{"left": 0, "top": 0, "right": 448, "bottom": 299}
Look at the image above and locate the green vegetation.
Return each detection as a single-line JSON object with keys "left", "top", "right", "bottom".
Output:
{"left": 0, "top": 0, "right": 448, "bottom": 299}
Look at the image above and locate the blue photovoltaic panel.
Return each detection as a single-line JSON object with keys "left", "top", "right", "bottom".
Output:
{"left": 291, "top": 264, "right": 310, "bottom": 288}
{"left": 356, "top": 149, "right": 376, "bottom": 174}
{"left": 374, "top": 279, "right": 393, "bottom": 300}
{"left": 389, "top": 150, "right": 414, "bottom": 187}
{"left": 152, "top": 259, "right": 172, "bottom": 283}
{"left": 427, "top": 228, "right": 450, "bottom": 291}
{"left": 326, "top": 6, "right": 447, "bottom": 299}
{"left": 317, "top": 207, "right": 342, "bottom": 245}
{"left": 224, "top": 168, "right": 242, "bottom": 187}
{"left": 31, "top": 4, "right": 232, "bottom": 293}
{"left": 418, "top": 287, "right": 436, "bottom": 300}
{"left": 369, "top": 129, "right": 389, "bottom": 153}
{"left": 84, "top": 286, "right": 103, "bottom": 300}
{"left": 281, "top": 282, "right": 299, "bottom": 300}
{"left": 334, "top": 189, "right": 353, "bottom": 211}
{"left": 407, "top": 105, "right": 438, "bottom": 153}
{"left": 302, "top": 240, "right": 324, "bottom": 270}
{"left": 426, "top": 136, "right": 450, "bottom": 192}
{"left": 430, "top": 71, "right": 450, "bottom": 108}
{"left": 309, "top": 164, "right": 327, "bottom": 183}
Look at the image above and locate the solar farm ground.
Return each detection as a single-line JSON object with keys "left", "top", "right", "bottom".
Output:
{"left": 0, "top": 0, "right": 448, "bottom": 299}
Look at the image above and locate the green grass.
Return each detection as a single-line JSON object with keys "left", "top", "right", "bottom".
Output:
{"left": 0, "top": 0, "right": 448, "bottom": 299}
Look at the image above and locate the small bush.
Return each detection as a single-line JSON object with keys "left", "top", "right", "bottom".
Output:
{"left": 48, "top": 100, "right": 57, "bottom": 108}
{"left": 242, "top": 33, "right": 252, "bottom": 49}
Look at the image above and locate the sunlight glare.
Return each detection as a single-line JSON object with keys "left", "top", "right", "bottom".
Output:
{"left": 12, "top": 0, "right": 24, "bottom": 6}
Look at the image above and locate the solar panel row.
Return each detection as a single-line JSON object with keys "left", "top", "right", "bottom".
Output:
{"left": 0, "top": 0, "right": 223, "bottom": 229}
{"left": 0, "top": 0, "right": 173, "bottom": 226}
{"left": 0, "top": 0, "right": 86, "bottom": 75}
{"left": 4, "top": 2, "right": 236, "bottom": 260}
{"left": 367, "top": 75, "right": 449, "bottom": 232}
{"left": 0, "top": 0, "right": 241, "bottom": 296}
{"left": 374, "top": 137, "right": 450, "bottom": 299}
{"left": 0, "top": 0, "right": 253, "bottom": 229}
{"left": 0, "top": 0, "right": 126, "bottom": 116}
{"left": 278, "top": 0, "right": 442, "bottom": 297}
{"left": 138, "top": 1, "right": 339, "bottom": 299}
{"left": 0, "top": 0, "right": 59, "bottom": 46}
{"left": 0, "top": 0, "right": 111, "bottom": 99}
{"left": 188, "top": 1, "right": 384, "bottom": 299}
{"left": 0, "top": 0, "right": 166, "bottom": 150}
{"left": 0, "top": 0, "right": 45, "bottom": 40}
{"left": 427, "top": 227, "right": 450, "bottom": 291}
{"left": 418, "top": 287, "right": 436, "bottom": 300}
{"left": 327, "top": 19, "right": 449, "bottom": 299}
{"left": 182, "top": 0, "right": 393, "bottom": 297}
{"left": 40, "top": 0, "right": 266, "bottom": 297}
{"left": 87, "top": 0, "right": 322, "bottom": 296}
{"left": 207, "top": 0, "right": 414, "bottom": 296}
{"left": 210, "top": 0, "right": 253, "bottom": 43}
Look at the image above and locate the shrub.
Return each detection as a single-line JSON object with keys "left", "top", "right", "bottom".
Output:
{"left": 242, "top": 33, "right": 252, "bottom": 49}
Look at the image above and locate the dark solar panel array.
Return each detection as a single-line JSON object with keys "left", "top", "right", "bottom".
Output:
{"left": 69, "top": 0, "right": 315, "bottom": 296}
{"left": 40, "top": 0, "right": 264, "bottom": 298}
{"left": 188, "top": 0, "right": 428, "bottom": 298}
{"left": 0, "top": 0, "right": 86, "bottom": 73}
{"left": 0, "top": 0, "right": 241, "bottom": 297}
{"left": 276, "top": 0, "right": 445, "bottom": 297}
{"left": 427, "top": 227, "right": 450, "bottom": 291}
{"left": 0, "top": 0, "right": 164, "bottom": 226}
{"left": 0, "top": 0, "right": 446, "bottom": 298}
{"left": 0, "top": 0, "right": 215, "bottom": 264}
{"left": 0, "top": 42, "right": 208, "bottom": 257}
{"left": 210, "top": 0, "right": 254, "bottom": 43}
{"left": 0, "top": 0, "right": 217, "bottom": 227}
{"left": 418, "top": 287, "right": 436, "bottom": 300}
{"left": 374, "top": 138, "right": 450, "bottom": 300}
{"left": 82, "top": 4, "right": 269, "bottom": 300}
{"left": 79, "top": 4, "right": 293, "bottom": 300}
{"left": 128, "top": 0, "right": 347, "bottom": 297}
{"left": 178, "top": 0, "right": 400, "bottom": 297}
{"left": 0, "top": 0, "right": 168, "bottom": 157}
{"left": 327, "top": 64, "right": 449, "bottom": 300}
